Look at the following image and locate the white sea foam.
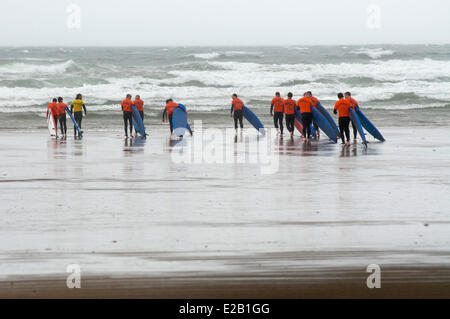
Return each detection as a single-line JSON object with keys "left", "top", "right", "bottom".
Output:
{"left": 351, "top": 48, "right": 395, "bottom": 59}
{"left": 191, "top": 52, "right": 221, "bottom": 59}
{"left": 0, "top": 60, "right": 75, "bottom": 74}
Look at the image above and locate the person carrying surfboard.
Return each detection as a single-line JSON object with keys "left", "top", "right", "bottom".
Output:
{"left": 230, "top": 94, "right": 244, "bottom": 133}
{"left": 334, "top": 93, "right": 354, "bottom": 146}
{"left": 306, "top": 91, "right": 321, "bottom": 139}
{"left": 121, "top": 94, "right": 134, "bottom": 138}
{"left": 70, "top": 94, "right": 87, "bottom": 137}
{"left": 162, "top": 99, "right": 179, "bottom": 134}
{"left": 344, "top": 92, "right": 358, "bottom": 142}
{"left": 47, "top": 98, "right": 59, "bottom": 137}
{"left": 297, "top": 92, "right": 315, "bottom": 142}
{"left": 283, "top": 92, "right": 296, "bottom": 138}
{"left": 270, "top": 92, "right": 284, "bottom": 136}
{"left": 133, "top": 95, "right": 144, "bottom": 137}
{"left": 56, "top": 97, "right": 67, "bottom": 138}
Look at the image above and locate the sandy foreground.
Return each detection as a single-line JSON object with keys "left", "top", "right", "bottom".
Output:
{"left": 0, "top": 125, "right": 449, "bottom": 298}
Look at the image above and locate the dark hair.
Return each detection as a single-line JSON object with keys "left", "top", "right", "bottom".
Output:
{"left": 345, "top": 92, "right": 351, "bottom": 96}
{"left": 338, "top": 93, "right": 344, "bottom": 99}
{"left": 165, "top": 99, "right": 170, "bottom": 104}
{"left": 307, "top": 91, "right": 312, "bottom": 95}
{"left": 232, "top": 93, "right": 238, "bottom": 98}
{"left": 287, "top": 92, "right": 293, "bottom": 98}
{"left": 52, "top": 98, "right": 57, "bottom": 102}
{"left": 126, "top": 94, "right": 132, "bottom": 98}
{"left": 76, "top": 93, "right": 82, "bottom": 99}
{"left": 275, "top": 92, "right": 280, "bottom": 96}
{"left": 57, "top": 97, "right": 63, "bottom": 102}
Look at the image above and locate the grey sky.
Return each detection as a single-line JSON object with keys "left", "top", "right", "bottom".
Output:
{"left": 1, "top": 0, "right": 449, "bottom": 46}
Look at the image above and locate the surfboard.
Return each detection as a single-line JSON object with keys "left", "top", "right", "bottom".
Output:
{"left": 294, "top": 108, "right": 317, "bottom": 138}
{"left": 172, "top": 106, "right": 188, "bottom": 137}
{"left": 311, "top": 106, "right": 337, "bottom": 143}
{"left": 349, "top": 108, "right": 367, "bottom": 145}
{"left": 243, "top": 105, "right": 265, "bottom": 135}
{"left": 65, "top": 108, "right": 83, "bottom": 136}
{"left": 47, "top": 109, "right": 57, "bottom": 136}
{"left": 131, "top": 104, "right": 146, "bottom": 137}
{"left": 316, "top": 102, "right": 340, "bottom": 138}
{"left": 356, "top": 106, "right": 385, "bottom": 142}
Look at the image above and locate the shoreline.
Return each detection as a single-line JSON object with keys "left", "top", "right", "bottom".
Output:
{"left": 2, "top": 264, "right": 450, "bottom": 298}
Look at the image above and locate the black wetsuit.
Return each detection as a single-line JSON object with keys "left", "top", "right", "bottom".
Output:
{"left": 123, "top": 111, "right": 133, "bottom": 136}
{"left": 339, "top": 117, "right": 351, "bottom": 144}
{"left": 233, "top": 110, "right": 244, "bottom": 130}
{"left": 274, "top": 112, "right": 284, "bottom": 134}
{"left": 285, "top": 114, "right": 295, "bottom": 133}
{"left": 74, "top": 111, "right": 83, "bottom": 136}
{"left": 59, "top": 113, "right": 67, "bottom": 135}
{"left": 168, "top": 114, "right": 173, "bottom": 133}
{"left": 350, "top": 120, "right": 357, "bottom": 139}
{"left": 301, "top": 112, "right": 313, "bottom": 138}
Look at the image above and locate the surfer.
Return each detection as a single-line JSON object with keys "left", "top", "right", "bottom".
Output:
{"left": 344, "top": 92, "right": 358, "bottom": 141}
{"left": 230, "top": 94, "right": 244, "bottom": 133}
{"left": 306, "top": 91, "right": 320, "bottom": 139}
{"left": 57, "top": 97, "right": 67, "bottom": 138}
{"left": 121, "top": 94, "right": 133, "bottom": 138}
{"left": 283, "top": 92, "right": 296, "bottom": 138}
{"left": 162, "top": 99, "right": 179, "bottom": 134}
{"left": 297, "top": 92, "right": 315, "bottom": 142}
{"left": 270, "top": 92, "right": 284, "bottom": 135}
{"left": 70, "top": 94, "right": 86, "bottom": 137}
{"left": 133, "top": 95, "right": 144, "bottom": 136}
{"left": 47, "top": 98, "right": 59, "bottom": 137}
{"left": 334, "top": 93, "right": 353, "bottom": 146}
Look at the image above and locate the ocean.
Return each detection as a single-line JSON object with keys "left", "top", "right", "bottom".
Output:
{"left": 0, "top": 45, "right": 449, "bottom": 130}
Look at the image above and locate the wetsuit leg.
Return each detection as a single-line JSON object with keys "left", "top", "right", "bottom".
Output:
{"left": 123, "top": 111, "right": 132, "bottom": 136}
{"left": 234, "top": 110, "right": 243, "bottom": 129}
{"left": 339, "top": 117, "right": 351, "bottom": 143}
{"left": 73, "top": 111, "right": 82, "bottom": 136}
{"left": 351, "top": 120, "right": 357, "bottom": 139}
{"left": 59, "top": 114, "right": 67, "bottom": 135}
{"left": 275, "top": 112, "right": 284, "bottom": 134}
{"left": 285, "top": 114, "right": 294, "bottom": 133}
{"left": 53, "top": 115, "right": 58, "bottom": 135}
{"left": 168, "top": 114, "right": 173, "bottom": 133}
{"left": 302, "top": 112, "right": 313, "bottom": 138}
{"left": 273, "top": 113, "right": 279, "bottom": 129}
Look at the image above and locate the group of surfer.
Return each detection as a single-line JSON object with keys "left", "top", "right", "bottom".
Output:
{"left": 269, "top": 91, "right": 360, "bottom": 145}
{"left": 46, "top": 94, "right": 86, "bottom": 138}
{"left": 47, "top": 91, "right": 365, "bottom": 145}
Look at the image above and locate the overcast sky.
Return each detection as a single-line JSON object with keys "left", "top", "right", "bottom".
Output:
{"left": 1, "top": 0, "right": 449, "bottom": 46}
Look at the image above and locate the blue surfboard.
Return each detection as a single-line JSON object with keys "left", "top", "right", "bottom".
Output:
{"left": 311, "top": 106, "right": 337, "bottom": 143}
{"left": 349, "top": 108, "right": 367, "bottom": 145}
{"left": 65, "top": 107, "right": 82, "bottom": 136}
{"left": 316, "top": 102, "right": 340, "bottom": 138}
{"left": 131, "top": 104, "right": 146, "bottom": 137}
{"left": 294, "top": 108, "right": 317, "bottom": 138}
{"left": 356, "top": 106, "right": 385, "bottom": 142}
{"left": 172, "top": 106, "right": 188, "bottom": 137}
{"left": 243, "top": 105, "right": 264, "bottom": 135}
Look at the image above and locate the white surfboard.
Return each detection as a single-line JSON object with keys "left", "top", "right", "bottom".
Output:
{"left": 47, "top": 109, "right": 57, "bottom": 136}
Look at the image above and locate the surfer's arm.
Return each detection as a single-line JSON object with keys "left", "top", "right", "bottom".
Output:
{"left": 162, "top": 109, "right": 167, "bottom": 121}
{"left": 82, "top": 104, "right": 87, "bottom": 115}
{"left": 70, "top": 105, "right": 73, "bottom": 113}
{"left": 270, "top": 104, "right": 273, "bottom": 115}
{"left": 230, "top": 104, "right": 234, "bottom": 114}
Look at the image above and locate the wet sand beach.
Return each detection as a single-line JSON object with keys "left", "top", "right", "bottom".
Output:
{"left": 0, "top": 125, "right": 449, "bottom": 298}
